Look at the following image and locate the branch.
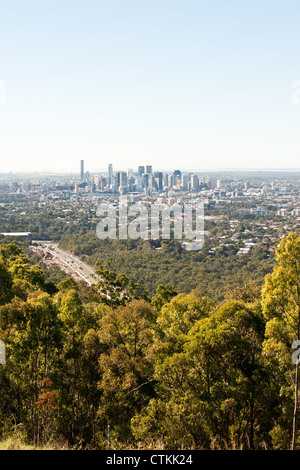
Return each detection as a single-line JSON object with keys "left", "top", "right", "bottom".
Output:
{"left": 127, "top": 379, "right": 155, "bottom": 396}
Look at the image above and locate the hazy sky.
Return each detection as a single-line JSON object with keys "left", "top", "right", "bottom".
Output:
{"left": 1, "top": 0, "right": 300, "bottom": 173}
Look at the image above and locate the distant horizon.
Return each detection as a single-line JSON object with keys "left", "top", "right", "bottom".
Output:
{"left": 1, "top": 167, "right": 300, "bottom": 176}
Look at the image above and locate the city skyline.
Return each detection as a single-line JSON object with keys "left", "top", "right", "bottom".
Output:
{"left": 2, "top": 164, "right": 300, "bottom": 176}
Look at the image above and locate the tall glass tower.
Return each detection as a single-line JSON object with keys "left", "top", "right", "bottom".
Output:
{"left": 80, "top": 160, "right": 84, "bottom": 181}
{"left": 108, "top": 163, "right": 113, "bottom": 185}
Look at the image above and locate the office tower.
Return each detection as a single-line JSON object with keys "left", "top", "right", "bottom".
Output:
{"left": 116, "top": 172, "right": 121, "bottom": 188}
{"left": 138, "top": 166, "right": 145, "bottom": 176}
{"left": 122, "top": 172, "right": 128, "bottom": 187}
{"left": 154, "top": 171, "right": 163, "bottom": 191}
{"left": 80, "top": 160, "right": 84, "bottom": 181}
{"left": 182, "top": 174, "right": 189, "bottom": 190}
{"left": 108, "top": 164, "right": 113, "bottom": 185}
{"left": 128, "top": 176, "right": 136, "bottom": 192}
{"left": 112, "top": 175, "right": 117, "bottom": 192}
{"left": 244, "top": 181, "right": 250, "bottom": 190}
{"left": 146, "top": 165, "right": 152, "bottom": 174}
{"left": 148, "top": 175, "right": 155, "bottom": 189}
{"left": 117, "top": 171, "right": 127, "bottom": 188}
{"left": 216, "top": 179, "right": 222, "bottom": 189}
{"left": 190, "top": 174, "right": 199, "bottom": 190}
{"left": 208, "top": 177, "right": 216, "bottom": 189}
{"left": 173, "top": 170, "right": 181, "bottom": 184}
{"left": 168, "top": 174, "right": 174, "bottom": 188}
{"left": 99, "top": 177, "right": 106, "bottom": 191}
{"left": 142, "top": 173, "right": 149, "bottom": 189}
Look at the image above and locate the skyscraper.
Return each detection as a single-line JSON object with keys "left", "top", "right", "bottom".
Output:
{"left": 142, "top": 173, "right": 149, "bottom": 189}
{"left": 80, "top": 160, "right": 84, "bottom": 182}
{"left": 173, "top": 170, "right": 181, "bottom": 183}
{"left": 182, "top": 174, "right": 189, "bottom": 190}
{"left": 138, "top": 166, "right": 145, "bottom": 176}
{"left": 154, "top": 172, "right": 163, "bottom": 191}
{"left": 108, "top": 164, "right": 113, "bottom": 186}
{"left": 117, "top": 171, "right": 127, "bottom": 188}
{"left": 168, "top": 174, "right": 174, "bottom": 188}
{"left": 190, "top": 174, "right": 199, "bottom": 190}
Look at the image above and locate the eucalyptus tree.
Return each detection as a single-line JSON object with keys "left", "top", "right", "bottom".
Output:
{"left": 261, "top": 232, "right": 300, "bottom": 449}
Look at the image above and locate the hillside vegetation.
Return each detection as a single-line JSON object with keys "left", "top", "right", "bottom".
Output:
{"left": 0, "top": 233, "right": 300, "bottom": 450}
{"left": 59, "top": 231, "right": 275, "bottom": 302}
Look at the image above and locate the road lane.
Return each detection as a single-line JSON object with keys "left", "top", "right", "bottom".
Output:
{"left": 34, "top": 242, "right": 100, "bottom": 286}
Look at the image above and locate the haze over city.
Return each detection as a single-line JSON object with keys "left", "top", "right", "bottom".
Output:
{"left": 1, "top": 0, "right": 300, "bottom": 173}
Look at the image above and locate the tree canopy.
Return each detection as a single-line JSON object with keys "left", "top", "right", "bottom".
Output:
{"left": 0, "top": 234, "right": 300, "bottom": 449}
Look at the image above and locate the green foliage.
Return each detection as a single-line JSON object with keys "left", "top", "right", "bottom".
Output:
{"left": 0, "top": 237, "right": 299, "bottom": 450}
{"left": 261, "top": 232, "right": 300, "bottom": 449}
{"left": 59, "top": 232, "right": 275, "bottom": 303}
{"left": 95, "top": 261, "right": 149, "bottom": 307}
{"left": 132, "top": 299, "right": 271, "bottom": 449}
{"left": 0, "top": 262, "right": 13, "bottom": 305}
{"left": 97, "top": 300, "right": 157, "bottom": 440}
{"left": 151, "top": 284, "right": 178, "bottom": 310}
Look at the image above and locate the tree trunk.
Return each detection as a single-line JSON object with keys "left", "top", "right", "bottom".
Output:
{"left": 249, "top": 398, "right": 255, "bottom": 450}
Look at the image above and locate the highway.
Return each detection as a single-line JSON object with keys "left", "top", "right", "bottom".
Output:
{"left": 36, "top": 242, "right": 100, "bottom": 286}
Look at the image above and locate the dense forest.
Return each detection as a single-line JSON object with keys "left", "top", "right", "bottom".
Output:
{"left": 59, "top": 230, "right": 276, "bottom": 303}
{"left": 0, "top": 232, "right": 300, "bottom": 449}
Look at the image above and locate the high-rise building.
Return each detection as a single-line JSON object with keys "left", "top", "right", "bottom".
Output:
{"left": 154, "top": 172, "right": 163, "bottom": 191}
{"left": 181, "top": 174, "right": 189, "bottom": 190}
{"left": 142, "top": 173, "right": 149, "bottom": 188}
{"left": 112, "top": 175, "right": 117, "bottom": 192}
{"left": 148, "top": 175, "right": 155, "bottom": 189}
{"left": 138, "top": 166, "right": 145, "bottom": 176}
{"left": 173, "top": 170, "right": 181, "bottom": 184}
{"left": 117, "top": 171, "right": 127, "bottom": 188}
{"left": 108, "top": 164, "right": 113, "bottom": 186}
{"left": 168, "top": 174, "right": 174, "bottom": 188}
{"left": 146, "top": 165, "right": 152, "bottom": 174}
{"left": 208, "top": 177, "right": 216, "bottom": 189}
{"left": 190, "top": 174, "right": 199, "bottom": 190}
{"left": 80, "top": 160, "right": 84, "bottom": 181}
